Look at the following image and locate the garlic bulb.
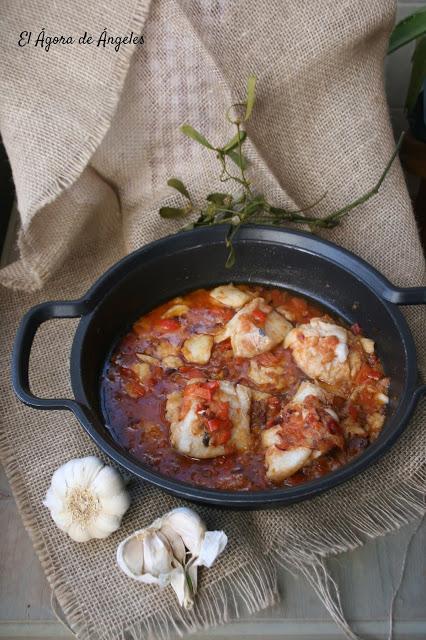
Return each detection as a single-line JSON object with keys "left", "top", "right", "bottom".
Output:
{"left": 117, "top": 507, "right": 227, "bottom": 608}
{"left": 43, "top": 456, "right": 131, "bottom": 542}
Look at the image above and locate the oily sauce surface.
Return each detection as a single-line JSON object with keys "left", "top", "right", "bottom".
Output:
{"left": 101, "top": 285, "right": 388, "bottom": 491}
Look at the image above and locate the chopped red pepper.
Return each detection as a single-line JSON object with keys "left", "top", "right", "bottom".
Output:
{"left": 179, "top": 396, "right": 196, "bottom": 418}
{"left": 348, "top": 405, "right": 359, "bottom": 420}
{"left": 267, "top": 395, "right": 281, "bottom": 407}
{"left": 252, "top": 309, "right": 268, "bottom": 325}
{"left": 210, "top": 400, "right": 230, "bottom": 420}
{"left": 205, "top": 380, "right": 220, "bottom": 392}
{"left": 257, "top": 351, "right": 281, "bottom": 367}
{"left": 212, "top": 430, "right": 232, "bottom": 445}
{"left": 186, "top": 385, "right": 212, "bottom": 401}
{"left": 157, "top": 318, "right": 180, "bottom": 332}
{"left": 180, "top": 366, "right": 204, "bottom": 378}
{"left": 185, "top": 381, "right": 219, "bottom": 402}
{"left": 125, "top": 380, "right": 146, "bottom": 398}
{"left": 206, "top": 418, "right": 223, "bottom": 432}
{"left": 325, "top": 416, "right": 340, "bottom": 435}
{"left": 215, "top": 338, "right": 232, "bottom": 351}
{"left": 356, "top": 364, "right": 381, "bottom": 384}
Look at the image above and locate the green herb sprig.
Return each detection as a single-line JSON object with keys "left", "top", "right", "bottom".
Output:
{"left": 160, "top": 76, "right": 403, "bottom": 268}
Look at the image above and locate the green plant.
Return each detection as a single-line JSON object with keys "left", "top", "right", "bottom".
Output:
{"left": 159, "top": 77, "right": 402, "bottom": 267}
{"left": 388, "top": 7, "right": 426, "bottom": 113}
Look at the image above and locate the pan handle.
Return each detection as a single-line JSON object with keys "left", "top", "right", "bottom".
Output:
{"left": 381, "top": 286, "right": 426, "bottom": 305}
{"left": 12, "top": 300, "right": 89, "bottom": 411}
{"left": 413, "top": 384, "right": 426, "bottom": 402}
{"left": 381, "top": 284, "right": 426, "bottom": 401}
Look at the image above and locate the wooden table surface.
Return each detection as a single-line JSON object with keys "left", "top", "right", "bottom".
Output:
{"left": 1, "top": 461, "right": 425, "bottom": 639}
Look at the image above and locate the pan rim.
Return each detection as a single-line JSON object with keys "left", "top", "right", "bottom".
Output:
{"left": 69, "top": 226, "right": 419, "bottom": 507}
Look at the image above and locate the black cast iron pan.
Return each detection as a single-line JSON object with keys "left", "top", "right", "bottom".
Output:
{"left": 12, "top": 227, "right": 426, "bottom": 508}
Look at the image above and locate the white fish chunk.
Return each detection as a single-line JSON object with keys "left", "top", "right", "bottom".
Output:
{"left": 265, "top": 443, "right": 312, "bottom": 482}
{"left": 276, "top": 305, "right": 296, "bottom": 322}
{"left": 261, "top": 381, "right": 343, "bottom": 482}
{"left": 182, "top": 334, "right": 214, "bottom": 364}
{"left": 292, "top": 380, "right": 326, "bottom": 403}
{"left": 284, "top": 318, "right": 353, "bottom": 385}
{"left": 166, "top": 380, "right": 252, "bottom": 459}
{"left": 342, "top": 383, "right": 388, "bottom": 441}
{"left": 247, "top": 358, "right": 289, "bottom": 390}
{"left": 216, "top": 298, "right": 292, "bottom": 358}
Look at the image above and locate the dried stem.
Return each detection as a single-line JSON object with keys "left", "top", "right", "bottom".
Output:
{"left": 160, "top": 76, "right": 404, "bottom": 267}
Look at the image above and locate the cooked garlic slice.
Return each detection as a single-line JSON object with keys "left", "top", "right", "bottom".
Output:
{"left": 182, "top": 334, "right": 214, "bottom": 364}
{"left": 162, "top": 304, "right": 190, "bottom": 318}
{"left": 210, "top": 284, "right": 252, "bottom": 308}
{"left": 360, "top": 337, "right": 375, "bottom": 354}
{"left": 131, "top": 361, "right": 151, "bottom": 383}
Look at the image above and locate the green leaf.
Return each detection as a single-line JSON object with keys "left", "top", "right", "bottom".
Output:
{"left": 227, "top": 150, "right": 248, "bottom": 170}
{"left": 244, "top": 75, "right": 256, "bottom": 121}
{"left": 180, "top": 124, "right": 214, "bottom": 149}
{"left": 159, "top": 206, "right": 189, "bottom": 219}
{"left": 405, "top": 36, "right": 426, "bottom": 112}
{"left": 167, "top": 178, "right": 191, "bottom": 200}
{"left": 206, "top": 192, "right": 231, "bottom": 205}
{"left": 222, "top": 130, "right": 247, "bottom": 153}
{"left": 388, "top": 7, "right": 426, "bottom": 53}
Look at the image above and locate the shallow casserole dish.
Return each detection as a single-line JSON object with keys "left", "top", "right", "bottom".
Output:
{"left": 12, "top": 226, "right": 426, "bottom": 508}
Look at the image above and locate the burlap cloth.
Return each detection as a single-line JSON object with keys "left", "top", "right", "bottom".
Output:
{"left": 1, "top": 1, "right": 425, "bottom": 639}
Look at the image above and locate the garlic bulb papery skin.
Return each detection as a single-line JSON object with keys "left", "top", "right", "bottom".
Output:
{"left": 116, "top": 507, "right": 228, "bottom": 609}
{"left": 43, "top": 456, "right": 131, "bottom": 542}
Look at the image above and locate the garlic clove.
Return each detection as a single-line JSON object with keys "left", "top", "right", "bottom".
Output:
{"left": 121, "top": 535, "right": 144, "bottom": 576}
{"left": 196, "top": 530, "right": 228, "bottom": 568}
{"left": 116, "top": 508, "right": 228, "bottom": 608}
{"left": 86, "top": 512, "right": 123, "bottom": 539}
{"left": 117, "top": 532, "right": 147, "bottom": 581}
{"left": 169, "top": 563, "right": 194, "bottom": 609}
{"left": 143, "top": 530, "right": 174, "bottom": 578}
{"left": 43, "top": 486, "right": 66, "bottom": 515}
{"left": 160, "top": 523, "right": 186, "bottom": 564}
{"left": 91, "top": 466, "right": 129, "bottom": 499}
{"left": 160, "top": 507, "right": 206, "bottom": 556}
{"left": 64, "top": 457, "right": 103, "bottom": 489}
{"left": 99, "top": 491, "right": 131, "bottom": 517}
{"left": 49, "top": 471, "right": 68, "bottom": 500}
{"left": 43, "top": 489, "right": 73, "bottom": 530}
{"left": 67, "top": 521, "right": 95, "bottom": 543}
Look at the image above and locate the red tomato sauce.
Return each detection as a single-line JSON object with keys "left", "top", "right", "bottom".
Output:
{"left": 101, "top": 285, "right": 388, "bottom": 491}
